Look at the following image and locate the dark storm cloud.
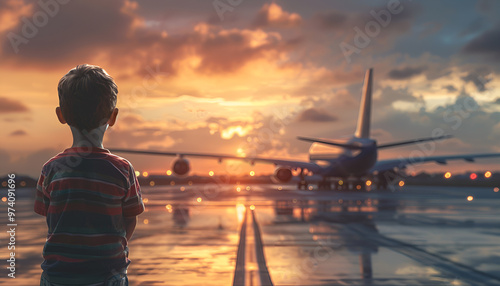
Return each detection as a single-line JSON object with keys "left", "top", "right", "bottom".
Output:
{"left": 297, "top": 108, "right": 337, "bottom": 122}
{"left": 462, "top": 25, "right": 500, "bottom": 59}
{"left": 387, "top": 66, "right": 427, "bottom": 80}
{"left": 0, "top": 97, "right": 29, "bottom": 113}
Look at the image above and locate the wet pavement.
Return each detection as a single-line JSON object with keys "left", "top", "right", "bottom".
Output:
{"left": 1, "top": 184, "right": 500, "bottom": 285}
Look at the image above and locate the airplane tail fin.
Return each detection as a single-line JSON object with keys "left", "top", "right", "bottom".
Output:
{"left": 354, "top": 68, "right": 373, "bottom": 139}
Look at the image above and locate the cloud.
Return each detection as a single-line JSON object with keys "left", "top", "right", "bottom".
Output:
{"left": 253, "top": 3, "right": 302, "bottom": 28}
{"left": 0, "top": 148, "right": 59, "bottom": 177}
{"left": 462, "top": 25, "right": 500, "bottom": 59}
{"left": 0, "top": 97, "right": 29, "bottom": 113}
{"left": 191, "top": 24, "right": 294, "bottom": 74}
{"left": 387, "top": 66, "right": 427, "bottom": 80}
{"left": 443, "top": 85, "right": 457, "bottom": 93}
{"left": 375, "top": 90, "right": 500, "bottom": 155}
{"left": 461, "top": 68, "right": 492, "bottom": 92}
{"left": 297, "top": 108, "right": 337, "bottom": 122}
{"left": 314, "top": 11, "right": 348, "bottom": 30}
{"left": 1, "top": 0, "right": 299, "bottom": 78}
{"left": 1, "top": 0, "right": 140, "bottom": 65}
{"left": 10, "top": 129, "right": 27, "bottom": 136}
{"left": 374, "top": 86, "right": 425, "bottom": 108}
{"left": 0, "top": 0, "right": 33, "bottom": 36}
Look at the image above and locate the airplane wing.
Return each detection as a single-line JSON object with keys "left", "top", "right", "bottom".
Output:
{"left": 110, "top": 149, "right": 324, "bottom": 173}
{"left": 371, "top": 153, "right": 500, "bottom": 173}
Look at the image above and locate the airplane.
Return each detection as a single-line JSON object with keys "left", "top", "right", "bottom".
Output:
{"left": 111, "top": 69, "right": 500, "bottom": 191}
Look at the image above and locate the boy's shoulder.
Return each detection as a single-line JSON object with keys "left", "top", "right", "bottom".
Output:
{"left": 41, "top": 147, "right": 135, "bottom": 180}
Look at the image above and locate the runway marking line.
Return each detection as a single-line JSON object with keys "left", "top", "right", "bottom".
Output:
{"left": 233, "top": 208, "right": 273, "bottom": 286}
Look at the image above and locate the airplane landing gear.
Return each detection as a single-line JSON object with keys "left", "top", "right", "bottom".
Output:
{"left": 297, "top": 169, "right": 308, "bottom": 190}
{"left": 298, "top": 180, "right": 308, "bottom": 190}
{"left": 318, "top": 178, "right": 331, "bottom": 190}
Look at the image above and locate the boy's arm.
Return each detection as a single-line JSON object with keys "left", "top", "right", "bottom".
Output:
{"left": 124, "top": 216, "right": 137, "bottom": 241}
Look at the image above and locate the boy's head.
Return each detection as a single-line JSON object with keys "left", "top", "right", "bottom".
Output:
{"left": 57, "top": 64, "right": 118, "bottom": 131}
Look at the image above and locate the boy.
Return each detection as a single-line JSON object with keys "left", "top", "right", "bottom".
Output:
{"left": 35, "top": 64, "right": 144, "bottom": 286}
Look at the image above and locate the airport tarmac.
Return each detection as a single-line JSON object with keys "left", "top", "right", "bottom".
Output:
{"left": 1, "top": 184, "right": 500, "bottom": 285}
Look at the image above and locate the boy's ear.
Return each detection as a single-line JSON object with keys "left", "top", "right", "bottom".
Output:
{"left": 55, "top": 107, "right": 66, "bottom": 124}
{"left": 107, "top": 108, "right": 119, "bottom": 127}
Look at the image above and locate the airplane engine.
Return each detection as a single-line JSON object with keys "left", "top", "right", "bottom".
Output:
{"left": 172, "top": 158, "right": 190, "bottom": 176}
{"left": 273, "top": 166, "right": 293, "bottom": 183}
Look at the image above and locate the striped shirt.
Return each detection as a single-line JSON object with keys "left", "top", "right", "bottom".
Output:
{"left": 34, "top": 147, "right": 144, "bottom": 284}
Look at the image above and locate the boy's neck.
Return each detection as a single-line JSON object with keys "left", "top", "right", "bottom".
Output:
{"left": 70, "top": 125, "right": 108, "bottom": 148}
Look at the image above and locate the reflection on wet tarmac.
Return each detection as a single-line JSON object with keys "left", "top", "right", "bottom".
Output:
{"left": 1, "top": 185, "right": 500, "bottom": 285}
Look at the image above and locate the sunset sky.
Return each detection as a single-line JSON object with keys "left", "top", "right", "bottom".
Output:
{"left": 2, "top": 0, "right": 500, "bottom": 178}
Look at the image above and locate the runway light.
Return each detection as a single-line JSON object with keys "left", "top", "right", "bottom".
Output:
{"left": 366, "top": 180, "right": 372, "bottom": 186}
{"left": 143, "top": 219, "right": 149, "bottom": 224}
{"left": 246, "top": 186, "right": 251, "bottom": 191}
{"left": 166, "top": 204, "right": 172, "bottom": 210}
{"left": 188, "top": 181, "right": 193, "bottom": 185}
{"left": 356, "top": 185, "right": 362, "bottom": 190}
{"left": 1, "top": 197, "right": 6, "bottom": 202}
{"left": 143, "top": 198, "right": 149, "bottom": 203}
{"left": 196, "top": 197, "right": 202, "bottom": 203}
{"left": 249, "top": 171, "right": 255, "bottom": 176}
{"left": 166, "top": 170, "right": 172, "bottom": 176}
{"left": 494, "top": 187, "right": 499, "bottom": 193}
{"left": 135, "top": 171, "right": 140, "bottom": 177}
{"left": 308, "top": 186, "right": 313, "bottom": 190}
{"left": 149, "top": 181, "right": 155, "bottom": 187}
{"left": 338, "top": 180, "right": 343, "bottom": 186}
{"left": 470, "top": 173, "right": 477, "bottom": 180}
{"left": 209, "top": 171, "right": 214, "bottom": 177}
{"left": 250, "top": 205, "right": 255, "bottom": 210}
{"left": 398, "top": 181, "right": 405, "bottom": 187}
{"left": 277, "top": 186, "right": 282, "bottom": 191}
{"left": 444, "top": 172, "right": 452, "bottom": 179}
{"left": 142, "top": 171, "right": 149, "bottom": 177}
{"left": 180, "top": 186, "right": 185, "bottom": 191}
{"left": 170, "top": 181, "right": 175, "bottom": 186}
{"left": 467, "top": 195, "right": 474, "bottom": 201}
{"left": 236, "top": 187, "right": 241, "bottom": 192}
{"left": 485, "top": 171, "right": 492, "bottom": 178}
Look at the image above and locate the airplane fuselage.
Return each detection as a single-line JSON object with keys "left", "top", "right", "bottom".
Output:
{"left": 309, "top": 137, "right": 378, "bottom": 178}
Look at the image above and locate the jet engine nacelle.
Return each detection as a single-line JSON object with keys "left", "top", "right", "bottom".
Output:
{"left": 172, "top": 158, "right": 190, "bottom": 176}
{"left": 273, "top": 166, "right": 293, "bottom": 183}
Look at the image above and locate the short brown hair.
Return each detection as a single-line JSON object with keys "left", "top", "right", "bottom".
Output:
{"left": 58, "top": 64, "right": 118, "bottom": 131}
